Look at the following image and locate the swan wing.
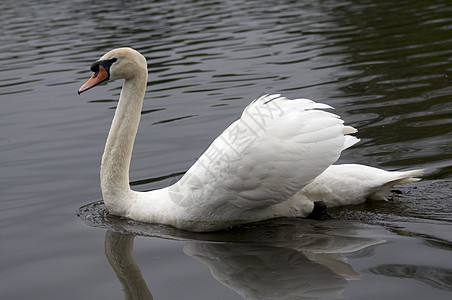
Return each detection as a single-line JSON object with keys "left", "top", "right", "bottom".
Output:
{"left": 169, "top": 94, "right": 358, "bottom": 218}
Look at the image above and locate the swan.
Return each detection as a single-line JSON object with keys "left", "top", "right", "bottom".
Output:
{"left": 78, "top": 47, "right": 423, "bottom": 232}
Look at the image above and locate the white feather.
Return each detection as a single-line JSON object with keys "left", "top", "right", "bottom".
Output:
{"left": 295, "top": 164, "right": 424, "bottom": 206}
{"left": 170, "top": 95, "right": 353, "bottom": 220}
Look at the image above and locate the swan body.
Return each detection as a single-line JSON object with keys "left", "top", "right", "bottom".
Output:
{"left": 78, "top": 47, "right": 422, "bottom": 232}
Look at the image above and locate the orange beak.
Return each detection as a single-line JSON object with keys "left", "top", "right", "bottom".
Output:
{"left": 78, "top": 65, "right": 109, "bottom": 94}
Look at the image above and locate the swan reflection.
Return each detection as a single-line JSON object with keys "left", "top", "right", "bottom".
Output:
{"left": 104, "top": 222, "right": 385, "bottom": 300}
{"left": 104, "top": 231, "right": 153, "bottom": 300}
{"left": 185, "top": 243, "right": 354, "bottom": 299}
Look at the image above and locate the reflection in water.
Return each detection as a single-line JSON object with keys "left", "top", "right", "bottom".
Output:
{"left": 185, "top": 243, "right": 352, "bottom": 300}
{"left": 370, "top": 264, "right": 452, "bottom": 292}
{"left": 104, "top": 232, "right": 153, "bottom": 300}
{"left": 104, "top": 227, "right": 384, "bottom": 300}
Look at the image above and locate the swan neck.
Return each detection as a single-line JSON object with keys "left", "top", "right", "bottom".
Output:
{"left": 100, "top": 72, "right": 147, "bottom": 208}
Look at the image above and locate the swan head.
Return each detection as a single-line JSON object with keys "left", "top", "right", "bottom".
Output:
{"left": 78, "top": 47, "right": 147, "bottom": 94}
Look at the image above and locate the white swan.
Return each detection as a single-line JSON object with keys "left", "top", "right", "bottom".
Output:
{"left": 78, "top": 47, "right": 423, "bottom": 232}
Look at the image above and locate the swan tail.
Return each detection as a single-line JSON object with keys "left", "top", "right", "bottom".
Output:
{"left": 343, "top": 135, "right": 360, "bottom": 150}
{"left": 341, "top": 126, "right": 359, "bottom": 150}
{"left": 392, "top": 169, "right": 424, "bottom": 184}
{"left": 342, "top": 125, "right": 357, "bottom": 135}
{"left": 368, "top": 169, "right": 425, "bottom": 201}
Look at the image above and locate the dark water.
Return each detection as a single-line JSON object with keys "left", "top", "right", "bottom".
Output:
{"left": 1, "top": 0, "right": 451, "bottom": 299}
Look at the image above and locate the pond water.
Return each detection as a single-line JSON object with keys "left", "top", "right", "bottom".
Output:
{"left": 1, "top": 0, "right": 451, "bottom": 299}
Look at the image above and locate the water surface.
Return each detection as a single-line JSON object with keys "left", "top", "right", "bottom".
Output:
{"left": 1, "top": 0, "right": 451, "bottom": 299}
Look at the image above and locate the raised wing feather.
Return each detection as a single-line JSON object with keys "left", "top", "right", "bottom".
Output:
{"left": 169, "top": 94, "right": 357, "bottom": 219}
